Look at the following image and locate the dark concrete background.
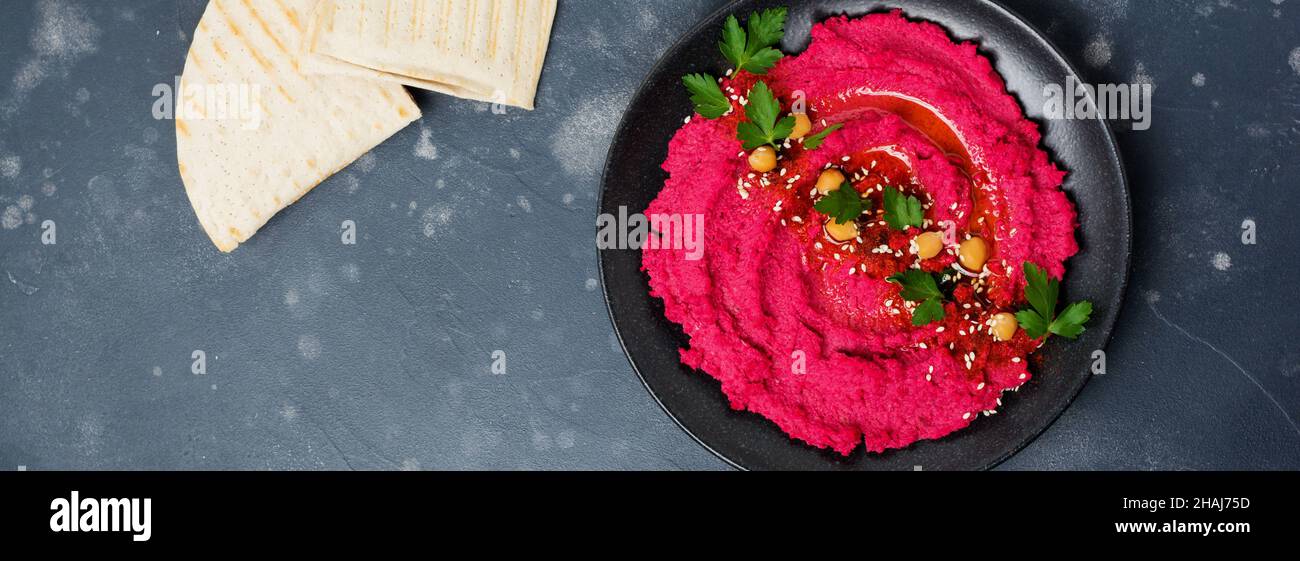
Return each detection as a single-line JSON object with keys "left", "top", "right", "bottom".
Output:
{"left": 0, "top": 0, "right": 1296, "bottom": 470}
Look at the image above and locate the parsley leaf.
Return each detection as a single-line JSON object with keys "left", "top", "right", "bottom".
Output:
{"left": 886, "top": 270, "right": 947, "bottom": 326}
{"left": 736, "top": 81, "right": 795, "bottom": 150}
{"left": 746, "top": 8, "right": 787, "bottom": 49}
{"left": 718, "top": 8, "right": 788, "bottom": 75}
{"left": 813, "top": 182, "right": 868, "bottom": 224}
{"left": 887, "top": 269, "right": 943, "bottom": 301}
{"left": 882, "top": 186, "right": 924, "bottom": 230}
{"left": 681, "top": 73, "right": 731, "bottom": 119}
{"left": 745, "top": 48, "right": 784, "bottom": 75}
{"left": 1017, "top": 262, "right": 1092, "bottom": 340}
{"left": 911, "top": 297, "right": 946, "bottom": 327}
{"left": 802, "top": 122, "right": 843, "bottom": 150}
{"left": 1050, "top": 301, "right": 1093, "bottom": 338}
{"left": 720, "top": 16, "right": 747, "bottom": 69}
{"left": 1022, "top": 261, "right": 1057, "bottom": 322}
{"left": 1014, "top": 309, "right": 1048, "bottom": 338}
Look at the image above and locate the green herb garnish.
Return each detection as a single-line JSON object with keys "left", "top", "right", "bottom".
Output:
{"left": 813, "top": 182, "right": 868, "bottom": 225}
{"left": 882, "top": 185, "right": 924, "bottom": 231}
{"left": 736, "top": 81, "right": 795, "bottom": 150}
{"left": 801, "top": 123, "right": 843, "bottom": 149}
{"left": 911, "top": 298, "right": 946, "bottom": 327}
{"left": 886, "top": 269, "right": 947, "bottom": 326}
{"left": 1015, "top": 262, "right": 1093, "bottom": 339}
{"left": 719, "top": 8, "right": 787, "bottom": 75}
{"left": 682, "top": 73, "right": 732, "bottom": 118}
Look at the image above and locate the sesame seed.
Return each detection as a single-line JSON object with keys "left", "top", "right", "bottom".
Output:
{"left": 962, "top": 412, "right": 971, "bottom": 420}
{"left": 976, "top": 382, "right": 985, "bottom": 390}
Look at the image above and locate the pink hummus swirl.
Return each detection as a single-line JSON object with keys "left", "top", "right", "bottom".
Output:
{"left": 641, "top": 12, "right": 1080, "bottom": 455}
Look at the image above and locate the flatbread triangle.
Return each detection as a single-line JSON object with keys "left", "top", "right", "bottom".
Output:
{"left": 176, "top": 0, "right": 421, "bottom": 252}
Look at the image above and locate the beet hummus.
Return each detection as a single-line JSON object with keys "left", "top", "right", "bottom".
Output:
{"left": 642, "top": 11, "right": 1080, "bottom": 455}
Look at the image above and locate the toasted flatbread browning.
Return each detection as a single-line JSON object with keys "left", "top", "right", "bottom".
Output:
{"left": 303, "top": 0, "right": 557, "bottom": 110}
{"left": 176, "top": 0, "right": 421, "bottom": 252}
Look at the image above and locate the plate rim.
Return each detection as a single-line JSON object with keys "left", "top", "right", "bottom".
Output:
{"left": 597, "top": 0, "right": 1133, "bottom": 470}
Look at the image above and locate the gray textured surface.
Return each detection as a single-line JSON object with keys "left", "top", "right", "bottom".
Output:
{"left": 0, "top": 0, "right": 1297, "bottom": 470}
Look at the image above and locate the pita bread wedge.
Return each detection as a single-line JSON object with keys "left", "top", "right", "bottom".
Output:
{"left": 303, "top": 0, "right": 557, "bottom": 110}
{"left": 176, "top": 0, "right": 421, "bottom": 252}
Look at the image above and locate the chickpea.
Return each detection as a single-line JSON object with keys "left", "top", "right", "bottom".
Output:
{"left": 748, "top": 146, "right": 777, "bottom": 172}
{"left": 790, "top": 112, "right": 813, "bottom": 139}
{"left": 991, "top": 312, "right": 1018, "bottom": 342}
{"left": 815, "top": 168, "right": 846, "bottom": 194}
{"left": 915, "top": 231, "right": 944, "bottom": 260}
{"left": 958, "top": 236, "right": 989, "bottom": 272}
{"left": 824, "top": 218, "right": 859, "bottom": 242}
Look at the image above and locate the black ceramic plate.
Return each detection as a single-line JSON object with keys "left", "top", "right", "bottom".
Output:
{"left": 599, "top": 0, "right": 1131, "bottom": 470}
